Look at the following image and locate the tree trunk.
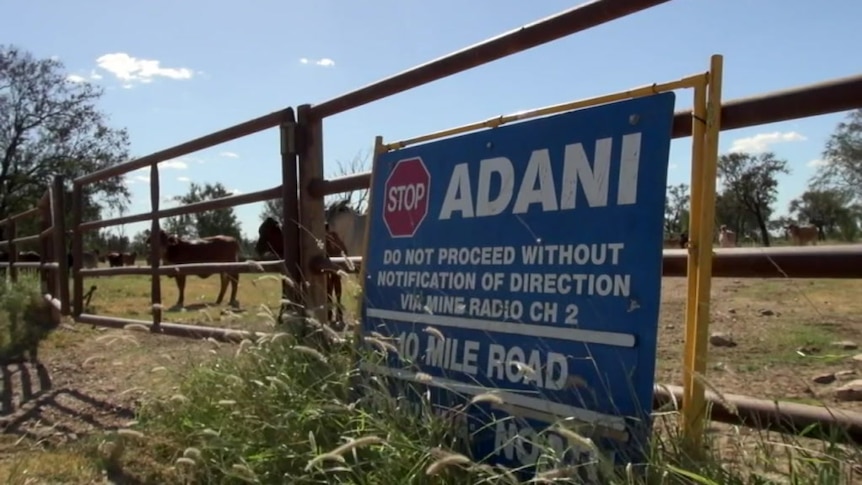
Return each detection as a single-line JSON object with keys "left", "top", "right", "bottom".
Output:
{"left": 755, "top": 211, "right": 771, "bottom": 246}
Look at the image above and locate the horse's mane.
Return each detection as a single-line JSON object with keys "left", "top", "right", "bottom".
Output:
{"left": 258, "top": 217, "right": 282, "bottom": 237}
{"left": 326, "top": 198, "right": 354, "bottom": 214}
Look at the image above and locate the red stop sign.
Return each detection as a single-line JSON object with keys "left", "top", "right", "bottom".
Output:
{"left": 383, "top": 157, "right": 430, "bottom": 238}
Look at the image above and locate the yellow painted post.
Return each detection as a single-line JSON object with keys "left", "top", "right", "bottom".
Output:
{"left": 350, "top": 135, "right": 385, "bottom": 402}
{"left": 682, "top": 76, "right": 707, "bottom": 419}
{"left": 355, "top": 135, "right": 385, "bottom": 343}
{"left": 682, "top": 55, "right": 724, "bottom": 448}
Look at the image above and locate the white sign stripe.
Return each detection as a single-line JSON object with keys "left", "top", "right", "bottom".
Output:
{"left": 366, "top": 308, "right": 636, "bottom": 348}
{"left": 361, "top": 363, "right": 628, "bottom": 432}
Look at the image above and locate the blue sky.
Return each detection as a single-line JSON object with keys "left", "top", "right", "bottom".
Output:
{"left": 4, "top": 0, "right": 861, "bottom": 240}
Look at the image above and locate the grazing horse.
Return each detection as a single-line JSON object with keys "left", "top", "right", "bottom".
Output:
{"left": 255, "top": 217, "right": 347, "bottom": 324}
{"left": 785, "top": 223, "right": 819, "bottom": 246}
{"left": 147, "top": 230, "right": 241, "bottom": 309}
{"left": 718, "top": 225, "right": 737, "bottom": 248}
{"left": 324, "top": 198, "right": 367, "bottom": 259}
{"left": 106, "top": 251, "right": 123, "bottom": 267}
{"left": 121, "top": 251, "right": 137, "bottom": 266}
{"left": 663, "top": 232, "right": 689, "bottom": 249}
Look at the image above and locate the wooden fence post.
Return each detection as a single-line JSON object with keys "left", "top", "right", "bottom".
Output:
{"left": 71, "top": 183, "right": 84, "bottom": 317}
{"left": 149, "top": 162, "right": 162, "bottom": 332}
{"left": 296, "top": 104, "right": 328, "bottom": 327}
{"left": 51, "top": 177, "right": 71, "bottom": 316}
{"left": 280, "top": 109, "right": 302, "bottom": 313}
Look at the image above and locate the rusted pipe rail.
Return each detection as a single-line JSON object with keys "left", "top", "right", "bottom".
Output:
{"left": 653, "top": 385, "right": 862, "bottom": 445}
{"left": 0, "top": 262, "right": 60, "bottom": 270}
{"left": 663, "top": 245, "right": 862, "bottom": 279}
{"left": 76, "top": 111, "right": 292, "bottom": 185}
{"left": 76, "top": 0, "right": 669, "bottom": 187}
{"left": 320, "top": 246, "right": 862, "bottom": 279}
{"left": 309, "top": 0, "right": 672, "bottom": 119}
{"left": 80, "top": 185, "right": 283, "bottom": 232}
{"left": 309, "top": 74, "right": 862, "bottom": 198}
{"left": 0, "top": 207, "right": 40, "bottom": 226}
{"left": 79, "top": 260, "right": 287, "bottom": 277}
{"left": 76, "top": 314, "right": 268, "bottom": 343}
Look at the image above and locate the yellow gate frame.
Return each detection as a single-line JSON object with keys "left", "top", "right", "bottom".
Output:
{"left": 356, "top": 54, "right": 724, "bottom": 453}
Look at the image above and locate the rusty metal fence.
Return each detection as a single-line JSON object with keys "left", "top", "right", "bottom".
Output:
{"left": 5, "top": 0, "right": 862, "bottom": 446}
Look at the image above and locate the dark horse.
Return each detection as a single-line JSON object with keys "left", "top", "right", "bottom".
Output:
{"left": 255, "top": 217, "right": 347, "bottom": 324}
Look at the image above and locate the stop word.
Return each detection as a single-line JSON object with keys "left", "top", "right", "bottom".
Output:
{"left": 387, "top": 184, "right": 425, "bottom": 212}
{"left": 382, "top": 157, "right": 431, "bottom": 238}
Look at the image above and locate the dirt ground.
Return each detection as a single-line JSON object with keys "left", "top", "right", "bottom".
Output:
{"left": 0, "top": 273, "right": 860, "bottom": 480}
{"left": 657, "top": 277, "right": 862, "bottom": 412}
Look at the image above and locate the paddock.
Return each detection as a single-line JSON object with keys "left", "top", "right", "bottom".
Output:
{"left": 0, "top": 0, "right": 862, "bottom": 471}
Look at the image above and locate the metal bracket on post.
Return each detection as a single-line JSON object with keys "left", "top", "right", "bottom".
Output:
{"left": 279, "top": 108, "right": 303, "bottom": 325}
{"left": 295, "top": 104, "right": 329, "bottom": 335}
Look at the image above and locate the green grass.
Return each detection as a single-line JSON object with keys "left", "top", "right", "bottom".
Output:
{"left": 79, "top": 316, "right": 860, "bottom": 484}
{"left": 80, "top": 270, "right": 364, "bottom": 333}
{"left": 2, "top": 272, "right": 862, "bottom": 483}
{"left": 0, "top": 272, "right": 57, "bottom": 362}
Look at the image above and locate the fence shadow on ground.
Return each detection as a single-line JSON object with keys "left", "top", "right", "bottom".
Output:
{"left": 0, "top": 362, "right": 134, "bottom": 440}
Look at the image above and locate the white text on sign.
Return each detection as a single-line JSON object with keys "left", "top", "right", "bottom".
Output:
{"left": 387, "top": 183, "right": 426, "bottom": 212}
{"left": 378, "top": 244, "right": 633, "bottom": 321}
{"left": 438, "top": 133, "right": 642, "bottom": 220}
{"left": 395, "top": 329, "right": 570, "bottom": 390}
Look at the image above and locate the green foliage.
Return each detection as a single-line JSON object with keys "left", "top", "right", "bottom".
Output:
{"left": 813, "top": 109, "right": 862, "bottom": 200}
{"left": 788, "top": 188, "right": 860, "bottom": 240}
{"left": 0, "top": 273, "right": 56, "bottom": 362}
{"left": 664, "top": 183, "right": 690, "bottom": 236}
{"left": 0, "top": 45, "right": 131, "bottom": 243}
{"left": 717, "top": 152, "right": 790, "bottom": 246}
{"left": 165, "top": 182, "right": 243, "bottom": 239}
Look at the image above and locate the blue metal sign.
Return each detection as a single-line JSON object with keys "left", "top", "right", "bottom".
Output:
{"left": 360, "top": 92, "right": 676, "bottom": 478}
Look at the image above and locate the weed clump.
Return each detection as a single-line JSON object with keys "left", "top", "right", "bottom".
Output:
{"left": 119, "top": 306, "right": 862, "bottom": 484}
{"left": 0, "top": 273, "right": 57, "bottom": 363}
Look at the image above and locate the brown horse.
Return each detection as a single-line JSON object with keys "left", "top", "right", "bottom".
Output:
{"left": 255, "top": 217, "right": 347, "bottom": 324}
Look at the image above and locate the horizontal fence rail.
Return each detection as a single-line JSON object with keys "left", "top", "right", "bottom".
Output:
{"left": 67, "top": 107, "right": 300, "bottom": 335}
{"left": 79, "top": 185, "right": 283, "bottom": 232}
{"left": 14, "top": 0, "right": 858, "bottom": 453}
{"left": 75, "top": 313, "right": 269, "bottom": 343}
{"left": 653, "top": 385, "right": 862, "bottom": 445}
{"left": 309, "top": 0, "right": 672, "bottom": 118}
{"left": 322, "top": 245, "right": 862, "bottom": 279}
{"left": 80, "top": 260, "right": 287, "bottom": 277}
{"left": 76, "top": 112, "right": 292, "bottom": 185}
{"left": 309, "top": 74, "right": 862, "bottom": 198}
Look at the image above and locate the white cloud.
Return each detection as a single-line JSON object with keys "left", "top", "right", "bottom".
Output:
{"left": 230, "top": 189, "right": 243, "bottom": 195}
{"left": 131, "top": 158, "right": 189, "bottom": 176}
{"left": 161, "top": 159, "right": 188, "bottom": 170}
{"left": 668, "top": 163, "right": 679, "bottom": 170}
{"left": 66, "top": 74, "right": 87, "bottom": 83}
{"left": 728, "top": 131, "right": 807, "bottom": 154}
{"left": 95, "top": 53, "right": 194, "bottom": 86}
{"left": 219, "top": 151, "right": 239, "bottom": 158}
{"left": 807, "top": 158, "right": 829, "bottom": 168}
{"left": 90, "top": 70, "right": 103, "bottom": 80}
{"left": 299, "top": 57, "right": 335, "bottom": 68}
{"left": 177, "top": 176, "right": 191, "bottom": 182}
